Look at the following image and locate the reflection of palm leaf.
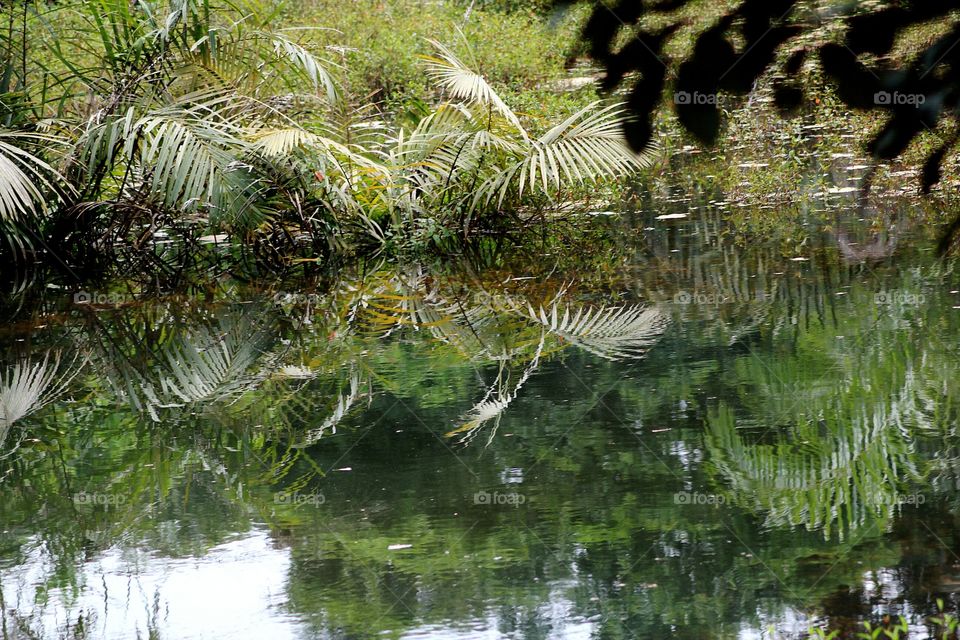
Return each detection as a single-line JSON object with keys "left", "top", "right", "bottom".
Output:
{"left": 101, "top": 312, "right": 281, "bottom": 420}
{"left": 447, "top": 334, "right": 545, "bottom": 445}
{"left": 351, "top": 270, "right": 493, "bottom": 356}
{"left": 0, "top": 352, "right": 82, "bottom": 447}
{"left": 156, "top": 327, "right": 269, "bottom": 404}
{"left": 706, "top": 403, "right": 920, "bottom": 540}
{"left": 302, "top": 370, "right": 370, "bottom": 443}
{"left": 515, "top": 302, "right": 668, "bottom": 361}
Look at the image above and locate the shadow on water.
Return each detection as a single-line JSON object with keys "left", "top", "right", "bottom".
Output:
{"left": 2, "top": 199, "right": 960, "bottom": 639}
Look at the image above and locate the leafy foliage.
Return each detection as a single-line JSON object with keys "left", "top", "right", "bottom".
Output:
{"left": 0, "top": 0, "right": 645, "bottom": 273}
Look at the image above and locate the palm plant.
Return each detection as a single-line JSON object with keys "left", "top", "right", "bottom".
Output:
{"left": 0, "top": 0, "right": 658, "bottom": 269}
{"left": 0, "top": 0, "right": 348, "bottom": 260}
{"left": 383, "top": 40, "right": 657, "bottom": 230}
{"left": 0, "top": 131, "right": 71, "bottom": 256}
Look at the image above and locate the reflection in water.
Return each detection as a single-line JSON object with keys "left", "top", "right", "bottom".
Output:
{"left": 0, "top": 352, "right": 81, "bottom": 451}
{"left": 2, "top": 210, "right": 960, "bottom": 638}
{"left": 4, "top": 530, "right": 294, "bottom": 639}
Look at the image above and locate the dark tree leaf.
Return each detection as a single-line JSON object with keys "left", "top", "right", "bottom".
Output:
{"left": 867, "top": 114, "right": 922, "bottom": 160}
{"left": 818, "top": 43, "right": 882, "bottom": 109}
{"left": 938, "top": 215, "right": 960, "bottom": 257}
{"left": 601, "top": 22, "right": 680, "bottom": 92}
{"left": 625, "top": 64, "right": 667, "bottom": 152}
{"left": 720, "top": 26, "right": 802, "bottom": 94}
{"left": 582, "top": 0, "right": 645, "bottom": 63}
{"left": 846, "top": 9, "right": 908, "bottom": 55}
{"left": 921, "top": 136, "right": 957, "bottom": 194}
{"left": 784, "top": 48, "right": 806, "bottom": 75}
{"left": 773, "top": 83, "right": 803, "bottom": 114}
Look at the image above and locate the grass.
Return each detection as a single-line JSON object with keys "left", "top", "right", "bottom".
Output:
{"left": 278, "top": 0, "right": 593, "bottom": 117}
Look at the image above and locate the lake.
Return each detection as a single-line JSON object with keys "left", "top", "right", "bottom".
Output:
{"left": 2, "top": 199, "right": 959, "bottom": 639}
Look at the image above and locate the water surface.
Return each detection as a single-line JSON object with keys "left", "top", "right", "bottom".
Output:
{"left": 2, "top": 204, "right": 960, "bottom": 639}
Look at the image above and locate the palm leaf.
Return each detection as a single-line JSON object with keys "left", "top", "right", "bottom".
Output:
{"left": 270, "top": 33, "right": 339, "bottom": 104}
{"left": 0, "top": 132, "right": 66, "bottom": 223}
{"left": 476, "top": 102, "right": 656, "bottom": 208}
{"left": 125, "top": 99, "right": 274, "bottom": 229}
{"left": 421, "top": 39, "right": 524, "bottom": 134}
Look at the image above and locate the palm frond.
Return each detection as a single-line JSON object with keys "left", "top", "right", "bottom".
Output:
{"left": 251, "top": 127, "right": 338, "bottom": 156}
{"left": 270, "top": 33, "right": 339, "bottom": 104}
{"left": 76, "top": 107, "right": 138, "bottom": 183}
{"left": 249, "top": 126, "right": 381, "bottom": 171}
{"left": 422, "top": 39, "right": 524, "bottom": 134}
{"left": 126, "top": 100, "right": 275, "bottom": 229}
{"left": 476, "top": 102, "right": 656, "bottom": 208}
{"left": 0, "top": 132, "right": 66, "bottom": 223}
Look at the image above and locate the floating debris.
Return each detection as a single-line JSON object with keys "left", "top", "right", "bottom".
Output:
{"left": 388, "top": 544, "right": 413, "bottom": 550}
{"left": 656, "top": 213, "right": 688, "bottom": 220}
{"left": 198, "top": 234, "right": 229, "bottom": 244}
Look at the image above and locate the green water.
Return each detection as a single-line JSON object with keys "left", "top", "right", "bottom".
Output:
{"left": 2, "top": 206, "right": 960, "bottom": 639}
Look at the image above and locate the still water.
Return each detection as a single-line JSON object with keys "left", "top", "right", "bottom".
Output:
{"left": 2, "top": 204, "right": 960, "bottom": 639}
